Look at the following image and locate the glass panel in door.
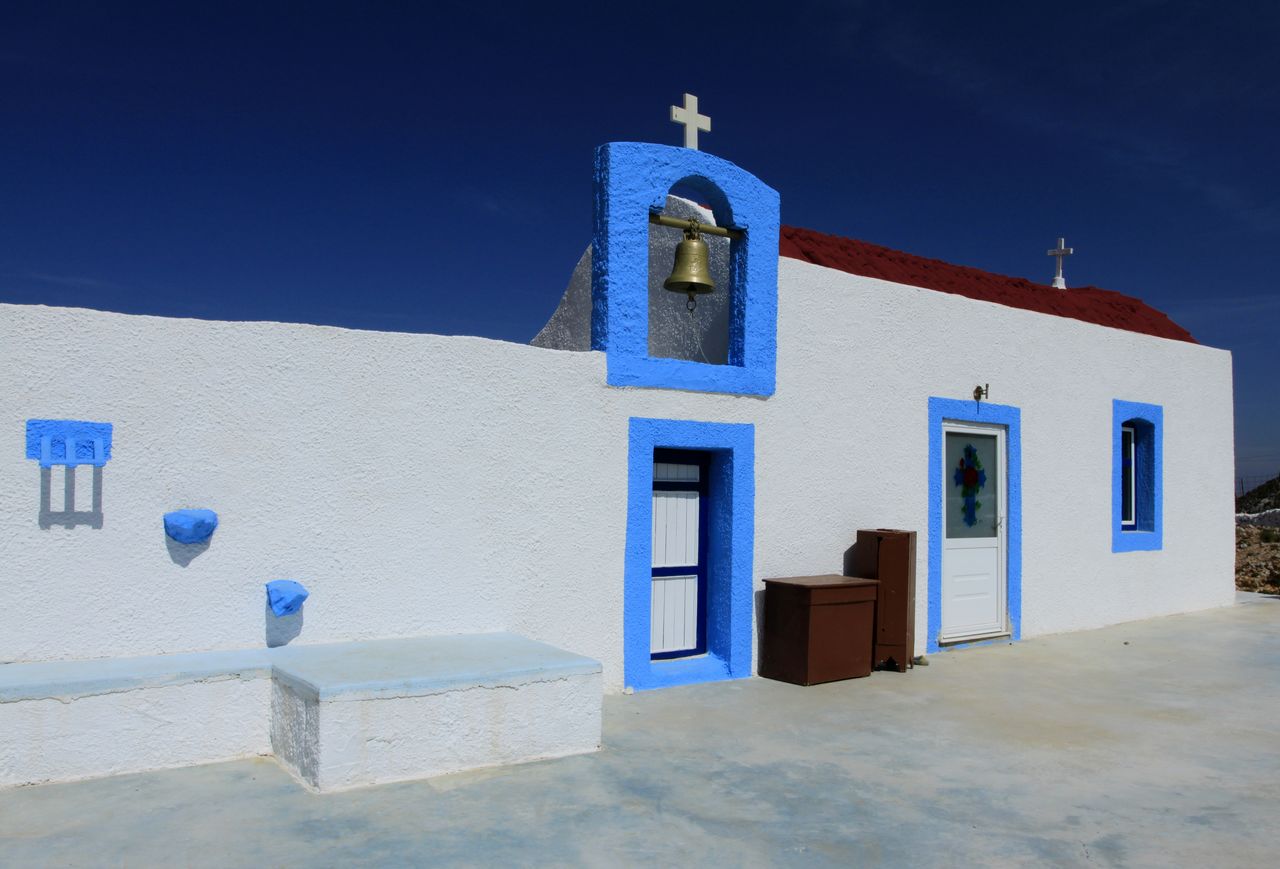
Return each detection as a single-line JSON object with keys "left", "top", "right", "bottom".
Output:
{"left": 945, "top": 433, "right": 999, "bottom": 539}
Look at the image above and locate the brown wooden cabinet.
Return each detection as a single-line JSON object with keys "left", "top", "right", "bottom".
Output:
{"left": 759, "top": 576, "right": 879, "bottom": 686}
{"left": 850, "top": 529, "right": 917, "bottom": 672}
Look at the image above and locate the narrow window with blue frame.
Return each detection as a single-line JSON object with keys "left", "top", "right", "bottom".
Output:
{"left": 649, "top": 448, "right": 710, "bottom": 660}
{"left": 1112, "top": 400, "right": 1163, "bottom": 552}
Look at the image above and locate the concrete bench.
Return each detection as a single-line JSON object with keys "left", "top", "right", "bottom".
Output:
{"left": 268, "top": 633, "right": 601, "bottom": 791}
{"left": 0, "top": 634, "right": 601, "bottom": 791}
{"left": 0, "top": 648, "right": 275, "bottom": 788}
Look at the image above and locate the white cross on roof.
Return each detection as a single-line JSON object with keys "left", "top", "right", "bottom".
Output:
{"left": 671, "top": 93, "right": 710, "bottom": 150}
{"left": 1047, "top": 237, "right": 1073, "bottom": 289}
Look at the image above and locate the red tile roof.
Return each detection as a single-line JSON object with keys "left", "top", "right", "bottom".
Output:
{"left": 779, "top": 225, "right": 1196, "bottom": 344}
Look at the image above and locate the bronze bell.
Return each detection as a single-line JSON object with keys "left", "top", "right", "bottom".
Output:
{"left": 663, "top": 226, "right": 715, "bottom": 304}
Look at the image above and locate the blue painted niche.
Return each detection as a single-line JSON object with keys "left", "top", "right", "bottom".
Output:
{"left": 25, "top": 420, "right": 113, "bottom": 467}
{"left": 592, "top": 142, "right": 779, "bottom": 396}
{"left": 624, "top": 417, "right": 754, "bottom": 691}
{"left": 164, "top": 509, "right": 219, "bottom": 544}
{"left": 266, "top": 580, "right": 309, "bottom": 617}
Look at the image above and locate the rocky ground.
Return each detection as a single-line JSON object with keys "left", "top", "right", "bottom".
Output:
{"left": 1236, "top": 523, "right": 1280, "bottom": 594}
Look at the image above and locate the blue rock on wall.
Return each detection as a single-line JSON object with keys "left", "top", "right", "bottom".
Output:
{"left": 266, "top": 580, "right": 309, "bottom": 617}
{"left": 163, "top": 509, "right": 219, "bottom": 544}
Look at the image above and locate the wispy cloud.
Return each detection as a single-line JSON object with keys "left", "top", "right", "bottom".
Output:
{"left": 24, "top": 272, "right": 121, "bottom": 290}
{"left": 453, "top": 187, "right": 539, "bottom": 223}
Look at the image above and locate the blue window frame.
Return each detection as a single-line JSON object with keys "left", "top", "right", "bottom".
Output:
{"left": 1112, "top": 400, "right": 1163, "bottom": 552}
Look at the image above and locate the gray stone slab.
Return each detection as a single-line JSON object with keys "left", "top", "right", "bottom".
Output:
{"left": 269, "top": 632, "right": 602, "bottom": 701}
{"left": 0, "top": 648, "right": 273, "bottom": 703}
{"left": 0, "top": 633, "right": 601, "bottom": 705}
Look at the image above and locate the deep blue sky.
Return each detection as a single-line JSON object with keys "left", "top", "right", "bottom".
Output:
{"left": 2, "top": 2, "right": 1276, "bottom": 482}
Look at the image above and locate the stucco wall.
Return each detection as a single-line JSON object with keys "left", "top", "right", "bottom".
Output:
{"left": 0, "top": 677, "right": 269, "bottom": 787}
{"left": 0, "top": 262, "right": 1234, "bottom": 691}
{"left": 769, "top": 260, "right": 1235, "bottom": 645}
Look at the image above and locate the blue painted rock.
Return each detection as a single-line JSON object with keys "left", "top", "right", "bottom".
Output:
{"left": 163, "top": 509, "right": 218, "bottom": 544}
{"left": 266, "top": 580, "right": 309, "bottom": 617}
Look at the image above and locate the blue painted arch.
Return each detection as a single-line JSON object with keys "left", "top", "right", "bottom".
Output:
{"left": 624, "top": 417, "right": 754, "bottom": 690}
{"left": 927, "top": 398, "right": 1022, "bottom": 654}
{"left": 592, "top": 142, "right": 778, "bottom": 396}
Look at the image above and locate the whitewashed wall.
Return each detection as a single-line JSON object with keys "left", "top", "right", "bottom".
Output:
{"left": 0, "top": 262, "right": 1235, "bottom": 692}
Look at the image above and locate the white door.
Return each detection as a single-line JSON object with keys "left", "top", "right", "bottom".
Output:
{"left": 941, "top": 424, "right": 1007, "bottom": 642}
{"left": 650, "top": 459, "right": 703, "bottom": 657}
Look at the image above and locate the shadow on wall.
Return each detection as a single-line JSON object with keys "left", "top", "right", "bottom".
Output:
{"left": 38, "top": 467, "right": 103, "bottom": 530}
{"left": 266, "top": 603, "right": 304, "bottom": 648}
{"left": 165, "top": 532, "right": 210, "bottom": 566}
{"left": 753, "top": 587, "right": 766, "bottom": 653}
{"left": 842, "top": 542, "right": 860, "bottom": 578}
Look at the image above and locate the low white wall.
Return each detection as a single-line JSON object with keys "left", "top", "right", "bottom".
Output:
{"left": 1238, "top": 509, "right": 1280, "bottom": 528}
{"left": 0, "top": 263, "right": 1235, "bottom": 691}
{"left": 0, "top": 307, "right": 631, "bottom": 676}
{"left": 0, "top": 677, "right": 269, "bottom": 788}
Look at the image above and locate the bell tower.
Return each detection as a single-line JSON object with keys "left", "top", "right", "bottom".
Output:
{"left": 591, "top": 142, "right": 779, "bottom": 397}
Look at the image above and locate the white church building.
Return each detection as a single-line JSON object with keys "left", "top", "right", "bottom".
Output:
{"left": 0, "top": 137, "right": 1235, "bottom": 791}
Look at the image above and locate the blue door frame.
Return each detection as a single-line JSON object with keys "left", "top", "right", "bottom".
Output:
{"left": 927, "top": 397, "right": 1022, "bottom": 653}
{"left": 625, "top": 418, "right": 754, "bottom": 691}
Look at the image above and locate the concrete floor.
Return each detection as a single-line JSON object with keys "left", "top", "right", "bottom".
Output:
{"left": 2, "top": 596, "right": 1277, "bottom": 868}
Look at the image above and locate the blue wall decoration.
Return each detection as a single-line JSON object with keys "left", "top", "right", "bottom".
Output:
{"left": 266, "top": 580, "right": 309, "bottom": 617}
{"left": 164, "top": 509, "right": 218, "bottom": 544}
{"left": 25, "top": 420, "right": 113, "bottom": 467}
{"left": 624, "top": 417, "right": 754, "bottom": 690}
{"left": 1112, "top": 399, "right": 1163, "bottom": 552}
{"left": 927, "top": 397, "right": 1022, "bottom": 654}
{"left": 592, "top": 142, "right": 779, "bottom": 396}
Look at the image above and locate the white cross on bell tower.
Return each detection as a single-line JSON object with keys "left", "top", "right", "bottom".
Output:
{"left": 1047, "top": 237, "right": 1073, "bottom": 289}
{"left": 671, "top": 93, "right": 711, "bottom": 150}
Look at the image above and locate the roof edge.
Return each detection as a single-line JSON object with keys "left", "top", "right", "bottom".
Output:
{"left": 779, "top": 225, "right": 1196, "bottom": 344}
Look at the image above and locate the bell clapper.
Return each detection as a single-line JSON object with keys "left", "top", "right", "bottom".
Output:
{"left": 682, "top": 288, "right": 713, "bottom": 364}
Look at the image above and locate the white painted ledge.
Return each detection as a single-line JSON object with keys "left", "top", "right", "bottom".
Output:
{"left": 0, "top": 649, "right": 274, "bottom": 704}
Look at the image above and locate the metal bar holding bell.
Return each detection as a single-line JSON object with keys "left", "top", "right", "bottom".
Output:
{"left": 649, "top": 212, "right": 745, "bottom": 240}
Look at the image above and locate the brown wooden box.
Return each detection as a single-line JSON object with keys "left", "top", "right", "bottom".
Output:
{"left": 850, "top": 529, "right": 917, "bottom": 672}
{"left": 759, "top": 575, "right": 879, "bottom": 686}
